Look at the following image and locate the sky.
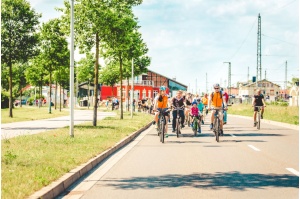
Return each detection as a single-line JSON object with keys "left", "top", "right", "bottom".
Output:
{"left": 28, "top": 0, "right": 299, "bottom": 93}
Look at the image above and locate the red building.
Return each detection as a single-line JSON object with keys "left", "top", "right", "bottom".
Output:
{"left": 99, "top": 69, "right": 186, "bottom": 101}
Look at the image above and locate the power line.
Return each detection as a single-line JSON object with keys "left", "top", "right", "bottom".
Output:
{"left": 262, "top": 34, "right": 297, "bottom": 46}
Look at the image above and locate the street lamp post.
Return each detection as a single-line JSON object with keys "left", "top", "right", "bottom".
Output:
{"left": 69, "top": 0, "right": 75, "bottom": 137}
{"left": 223, "top": 62, "right": 231, "bottom": 95}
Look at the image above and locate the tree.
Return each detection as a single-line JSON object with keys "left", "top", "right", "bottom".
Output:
{"left": 76, "top": 53, "right": 95, "bottom": 83}
{"left": 25, "top": 55, "right": 48, "bottom": 106}
{"left": 103, "top": 7, "right": 140, "bottom": 119}
{"left": 59, "top": 0, "right": 142, "bottom": 125}
{"left": 1, "top": 0, "right": 40, "bottom": 117}
{"left": 39, "top": 18, "right": 69, "bottom": 113}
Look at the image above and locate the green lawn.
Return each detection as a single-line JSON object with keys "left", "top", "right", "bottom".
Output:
{"left": 1, "top": 111, "right": 153, "bottom": 199}
{"left": 1, "top": 106, "right": 69, "bottom": 124}
{"left": 228, "top": 103, "right": 299, "bottom": 125}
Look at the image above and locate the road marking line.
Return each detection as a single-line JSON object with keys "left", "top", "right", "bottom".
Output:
{"left": 230, "top": 134, "right": 236, "bottom": 137}
{"left": 248, "top": 145, "right": 260, "bottom": 151}
{"left": 286, "top": 168, "right": 299, "bottom": 176}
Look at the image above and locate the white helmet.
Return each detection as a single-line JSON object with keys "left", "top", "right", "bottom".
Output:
{"left": 213, "top": 83, "right": 220, "bottom": 88}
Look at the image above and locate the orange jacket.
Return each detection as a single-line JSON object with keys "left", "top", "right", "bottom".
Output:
{"left": 202, "top": 97, "right": 208, "bottom": 105}
{"left": 157, "top": 95, "right": 169, "bottom": 109}
{"left": 210, "top": 92, "right": 223, "bottom": 107}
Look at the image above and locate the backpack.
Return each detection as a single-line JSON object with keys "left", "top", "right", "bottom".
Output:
{"left": 211, "top": 90, "right": 223, "bottom": 100}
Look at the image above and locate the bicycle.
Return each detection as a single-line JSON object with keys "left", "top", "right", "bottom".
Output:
{"left": 254, "top": 106, "right": 263, "bottom": 130}
{"left": 210, "top": 108, "right": 226, "bottom": 142}
{"left": 190, "top": 114, "right": 201, "bottom": 136}
{"left": 156, "top": 108, "right": 171, "bottom": 143}
{"left": 172, "top": 105, "right": 185, "bottom": 138}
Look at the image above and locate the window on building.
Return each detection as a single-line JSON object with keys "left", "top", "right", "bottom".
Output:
{"left": 142, "top": 75, "right": 147, "bottom": 80}
{"left": 142, "top": 89, "right": 146, "bottom": 99}
{"left": 153, "top": 90, "right": 158, "bottom": 98}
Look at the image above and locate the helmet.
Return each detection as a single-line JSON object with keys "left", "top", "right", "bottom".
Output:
{"left": 160, "top": 86, "right": 166, "bottom": 91}
{"left": 213, "top": 83, "right": 220, "bottom": 88}
{"left": 192, "top": 101, "right": 197, "bottom": 105}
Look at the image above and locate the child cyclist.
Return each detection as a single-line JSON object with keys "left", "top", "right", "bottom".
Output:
{"left": 190, "top": 101, "right": 201, "bottom": 133}
{"left": 197, "top": 98, "right": 205, "bottom": 124}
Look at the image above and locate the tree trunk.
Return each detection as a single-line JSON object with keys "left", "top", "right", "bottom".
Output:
{"left": 55, "top": 81, "right": 58, "bottom": 110}
{"left": 9, "top": 58, "right": 13, "bottom": 117}
{"left": 111, "top": 85, "right": 114, "bottom": 111}
{"left": 120, "top": 55, "right": 123, "bottom": 119}
{"left": 20, "top": 90, "right": 23, "bottom": 108}
{"left": 93, "top": 33, "right": 100, "bottom": 126}
{"left": 59, "top": 83, "right": 62, "bottom": 112}
{"left": 127, "top": 78, "right": 130, "bottom": 112}
{"left": 49, "top": 74, "right": 52, "bottom": 113}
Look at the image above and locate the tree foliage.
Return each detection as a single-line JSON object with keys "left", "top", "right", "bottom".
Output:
{"left": 1, "top": 0, "right": 41, "bottom": 117}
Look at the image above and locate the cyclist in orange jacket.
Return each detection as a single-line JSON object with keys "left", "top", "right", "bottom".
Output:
{"left": 208, "top": 83, "right": 228, "bottom": 135}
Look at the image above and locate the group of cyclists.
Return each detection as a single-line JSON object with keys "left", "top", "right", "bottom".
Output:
{"left": 151, "top": 83, "right": 229, "bottom": 138}
{"left": 151, "top": 83, "right": 267, "bottom": 139}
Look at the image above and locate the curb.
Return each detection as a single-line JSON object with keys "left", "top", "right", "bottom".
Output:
{"left": 229, "top": 114, "right": 299, "bottom": 130}
{"left": 29, "top": 122, "right": 152, "bottom": 199}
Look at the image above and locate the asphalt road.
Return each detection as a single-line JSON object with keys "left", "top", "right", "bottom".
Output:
{"left": 59, "top": 114, "right": 299, "bottom": 199}
{"left": 1, "top": 110, "right": 116, "bottom": 139}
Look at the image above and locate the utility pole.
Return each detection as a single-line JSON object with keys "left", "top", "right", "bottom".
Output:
{"left": 284, "top": 61, "right": 287, "bottom": 99}
{"left": 265, "top": 69, "right": 267, "bottom": 80}
{"left": 206, "top": 73, "right": 208, "bottom": 93}
{"left": 257, "top": 13, "right": 262, "bottom": 86}
{"left": 247, "top": 66, "right": 249, "bottom": 82}
{"left": 196, "top": 78, "right": 197, "bottom": 94}
{"left": 223, "top": 62, "right": 231, "bottom": 95}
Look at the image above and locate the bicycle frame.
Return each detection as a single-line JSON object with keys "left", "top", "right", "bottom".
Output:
{"left": 255, "top": 106, "right": 263, "bottom": 130}
{"left": 172, "top": 105, "right": 185, "bottom": 138}
{"left": 211, "top": 108, "right": 226, "bottom": 142}
{"left": 156, "top": 109, "right": 170, "bottom": 143}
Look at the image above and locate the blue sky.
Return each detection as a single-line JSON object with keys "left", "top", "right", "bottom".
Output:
{"left": 29, "top": 0, "right": 299, "bottom": 93}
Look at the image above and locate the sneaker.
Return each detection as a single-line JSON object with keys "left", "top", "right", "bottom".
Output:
{"left": 210, "top": 123, "right": 213, "bottom": 130}
{"left": 220, "top": 129, "right": 223, "bottom": 136}
{"left": 181, "top": 124, "right": 185, "bottom": 128}
{"left": 223, "top": 122, "right": 227, "bottom": 125}
{"left": 197, "top": 129, "right": 201, "bottom": 133}
{"left": 165, "top": 134, "right": 168, "bottom": 138}
{"left": 152, "top": 121, "right": 156, "bottom": 125}
{"left": 261, "top": 115, "right": 263, "bottom": 119}
{"left": 253, "top": 122, "right": 257, "bottom": 127}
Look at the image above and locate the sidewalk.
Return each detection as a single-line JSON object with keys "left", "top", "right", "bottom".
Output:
{"left": 1, "top": 110, "right": 116, "bottom": 140}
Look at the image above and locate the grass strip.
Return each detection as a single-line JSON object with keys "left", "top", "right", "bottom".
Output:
{"left": 1, "top": 111, "right": 153, "bottom": 199}
{"left": 228, "top": 104, "right": 299, "bottom": 125}
{"left": 1, "top": 106, "right": 69, "bottom": 124}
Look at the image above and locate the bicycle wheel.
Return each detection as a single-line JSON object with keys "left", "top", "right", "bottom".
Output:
{"left": 157, "top": 118, "right": 161, "bottom": 136}
{"left": 176, "top": 119, "right": 180, "bottom": 138}
{"left": 198, "top": 117, "right": 202, "bottom": 134}
{"left": 187, "top": 115, "right": 191, "bottom": 127}
{"left": 257, "top": 111, "right": 260, "bottom": 130}
{"left": 160, "top": 118, "right": 165, "bottom": 143}
{"left": 216, "top": 118, "right": 220, "bottom": 142}
{"left": 193, "top": 119, "right": 197, "bottom": 136}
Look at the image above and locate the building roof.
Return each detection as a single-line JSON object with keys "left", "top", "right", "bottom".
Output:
{"left": 244, "top": 79, "right": 281, "bottom": 88}
{"left": 147, "top": 69, "right": 188, "bottom": 88}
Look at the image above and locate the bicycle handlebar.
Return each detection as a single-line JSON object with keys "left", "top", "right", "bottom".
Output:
{"left": 171, "top": 105, "right": 185, "bottom": 110}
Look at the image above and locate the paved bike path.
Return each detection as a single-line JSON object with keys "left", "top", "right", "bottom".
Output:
{"left": 1, "top": 110, "right": 116, "bottom": 140}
